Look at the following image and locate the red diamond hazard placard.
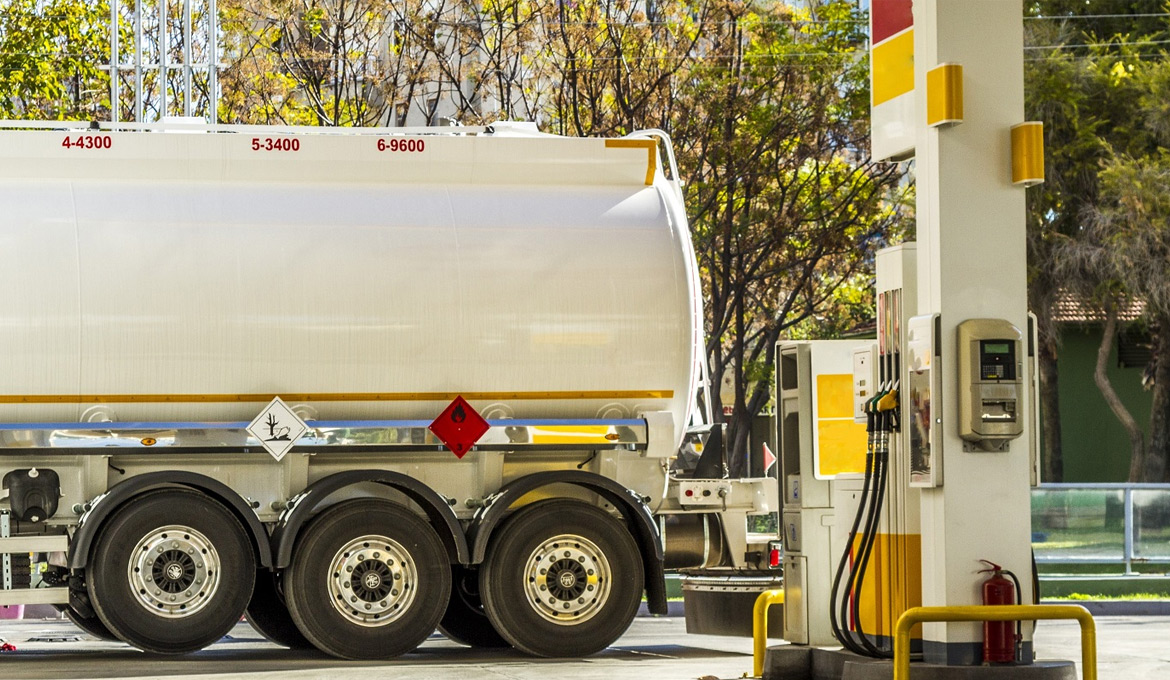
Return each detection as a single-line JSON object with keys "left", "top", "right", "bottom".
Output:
{"left": 429, "top": 396, "right": 489, "bottom": 458}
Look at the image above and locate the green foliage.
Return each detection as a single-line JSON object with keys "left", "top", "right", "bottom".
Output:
{"left": 671, "top": 0, "right": 910, "bottom": 466}
{"left": 1026, "top": 0, "right": 1169, "bottom": 46}
{"left": 1027, "top": 8, "right": 1170, "bottom": 480}
{"left": 0, "top": 0, "right": 111, "bottom": 119}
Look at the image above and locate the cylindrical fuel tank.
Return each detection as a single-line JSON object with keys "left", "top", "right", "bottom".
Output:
{"left": 0, "top": 127, "right": 701, "bottom": 448}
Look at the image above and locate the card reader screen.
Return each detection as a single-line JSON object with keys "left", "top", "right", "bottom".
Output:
{"left": 979, "top": 340, "right": 1016, "bottom": 381}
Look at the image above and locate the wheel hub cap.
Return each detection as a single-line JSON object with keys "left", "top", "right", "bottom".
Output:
{"left": 524, "top": 534, "right": 612, "bottom": 625}
{"left": 328, "top": 535, "right": 416, "bottom": 627}
{"left": 127, "top": 525, "right": 220, "bottom": 618}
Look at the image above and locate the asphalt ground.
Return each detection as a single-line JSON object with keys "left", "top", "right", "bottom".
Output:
{"left": 0, "top": 613, "right": 1161, "bottom": 679}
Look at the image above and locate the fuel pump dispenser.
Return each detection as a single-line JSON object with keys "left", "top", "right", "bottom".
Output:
{"left": 775, "top": 341, "right": 870, "bottom": 646}
{"left": 827, "top": 244, "right": 922, "bottom": 658}
{"left": 764, "top": 1, "right": 1075, "bottom": 676}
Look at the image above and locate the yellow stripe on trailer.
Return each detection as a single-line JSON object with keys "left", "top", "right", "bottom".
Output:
{"left": 531, "top": 425, "right": 619, "bottom": 445}
{"left": 606, "top": 139, "right": 657, "bottom": 185}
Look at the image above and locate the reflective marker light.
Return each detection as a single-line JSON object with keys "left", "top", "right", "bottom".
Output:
{"left": 768, "top": 540, "right": 783, "bottom": 568}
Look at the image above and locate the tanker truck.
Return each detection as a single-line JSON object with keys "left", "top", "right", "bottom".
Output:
{"left": 0, "top": 120, "right": 778, "bottom": 660}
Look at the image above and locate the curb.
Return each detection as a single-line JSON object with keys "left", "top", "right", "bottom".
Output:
{"left": 638, "top": 601, "right": 685, "bottom": 617}
{"left": 1042, "top": 599, "right": 1170, "bottom": 616}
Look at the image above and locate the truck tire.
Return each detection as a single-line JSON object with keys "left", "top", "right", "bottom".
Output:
{"left": 283, "top": 499, "right": 450, "bottom": 659}
{"left": 65, "top": 608, "right": 119, "bottom": 642}
{"left": 87, "top": 489, "right": 256, "bottom": 654}
{"left": 245, "top": 570, "right": 312, "bottom": 649}
{"left": 438, "top": 565, "right": 510, "bottom": 648}
{"left": 480, "top": 500, "right": 643, "bottom": 657}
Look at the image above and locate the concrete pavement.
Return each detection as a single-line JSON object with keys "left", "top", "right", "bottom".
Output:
{"left": 0, "top": 612, "right": 1160, "bottom": 679}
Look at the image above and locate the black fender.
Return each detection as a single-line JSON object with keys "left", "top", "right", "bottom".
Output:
{"left": 69, "top": 471, "right": 273, "bottom": 570}
{"left": 468, "top": 470, "right": 667, "bottom": 616}
{"left": 270, "top": 470, "right": 469, "bottom": 568}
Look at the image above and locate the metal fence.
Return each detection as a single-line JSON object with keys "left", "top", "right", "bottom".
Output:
{"left": 1032, "top": 483, "right": 1170, "bottom": 575}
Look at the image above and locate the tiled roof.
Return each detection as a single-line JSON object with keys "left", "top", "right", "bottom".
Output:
{"left": 1050, "top": 292, "right": 1145, "bottom": 323}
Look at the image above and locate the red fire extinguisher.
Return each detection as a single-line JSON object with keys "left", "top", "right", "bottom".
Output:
{"left": 979, "top": 560, "right": 1020, "bottom": 663}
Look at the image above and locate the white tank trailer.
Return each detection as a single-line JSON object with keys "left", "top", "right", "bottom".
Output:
{"left": 0, "top": 121, "right": 777, "bottom": 659}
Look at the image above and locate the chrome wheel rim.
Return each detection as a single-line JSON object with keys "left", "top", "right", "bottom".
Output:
{"left": 327, "top": 535, "right": 417, "bottom": 627}
{"left": 127, "top": 525, "right": 220, "bottom": 618}
{"left": 524, "top": 533, "right": 611, "bottom": 625}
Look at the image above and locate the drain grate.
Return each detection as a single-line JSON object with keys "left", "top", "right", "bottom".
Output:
{"left": 27, "top": 634, "right": 82, "bottom": 643}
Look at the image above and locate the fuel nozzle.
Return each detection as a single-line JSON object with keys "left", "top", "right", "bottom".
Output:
{"left": 877, "top": 388, "right": 899, "bottom": 433}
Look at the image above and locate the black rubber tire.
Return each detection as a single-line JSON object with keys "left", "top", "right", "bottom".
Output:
{"left": 245, "top": 570, "right": 313, "bottom": 649}
{"left": 284, "top": 500, "right": 451, "bottom": 660}
{"left": 480, "top": 500, "right": 643, "bottom": 657}
{"left": 437, "top": 565, "right": 510, "bottom": 648}
{"left": 87, "top": 489, "right": 256, "bottom": 654}
{"left": 65, "top": 608, "right": 120, "bottom": 642}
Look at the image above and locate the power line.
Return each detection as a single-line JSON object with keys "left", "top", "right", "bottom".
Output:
{"left": 1025, "top": 12, "right": 1170, "bottom": 21}
{"left": 1025, "top": 38, "right": 1170, "bottom": 50}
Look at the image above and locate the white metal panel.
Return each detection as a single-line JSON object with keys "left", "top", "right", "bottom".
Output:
{"left": 0, "top": 181, "right": 80, "bottom": 423}
{"left": 0, "top": 130, "right": 698, "bottom": 450}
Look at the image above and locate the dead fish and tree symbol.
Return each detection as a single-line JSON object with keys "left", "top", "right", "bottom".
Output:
{"left": 264, "top": 413, "right": 292, "bottom": 441}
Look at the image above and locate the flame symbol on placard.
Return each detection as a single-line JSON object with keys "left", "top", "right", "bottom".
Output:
{"left": 453, "top": 404, "right": 467, "bottom": 423}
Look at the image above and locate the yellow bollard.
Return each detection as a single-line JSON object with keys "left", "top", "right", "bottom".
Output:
{"left": 751, "top": 589, "right": 785, "bottom": 677}
{"left": 893, "top": 604, "right": 1096, "bottom": 680}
